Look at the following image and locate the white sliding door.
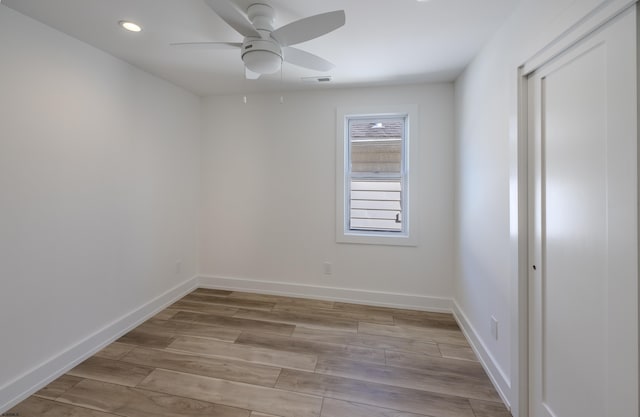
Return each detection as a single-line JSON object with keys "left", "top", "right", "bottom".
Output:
{"left": 527, "top": 7, "right": 638, "bottom": 417}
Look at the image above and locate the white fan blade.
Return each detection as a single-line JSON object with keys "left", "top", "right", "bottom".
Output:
{"left": 170, "top": 41, "right": 242, "bottom": 49}
{"left": 271, "top": 10, "right": 345, "bottom": 47}
{"left": 283, "top": 47, "right": 334, "bottom": 71}
{"left": 245, "top": 67, "right": 261, "bottom": 79}
{"left": 203, "top": 0, "right": 260, "bottom": 38}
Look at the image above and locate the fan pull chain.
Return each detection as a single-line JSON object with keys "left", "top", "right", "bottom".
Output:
{"left": 279, "top": 63, "right": 284, "bottom": 104}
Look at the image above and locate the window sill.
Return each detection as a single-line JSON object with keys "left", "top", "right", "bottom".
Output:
{"left": 337, "top": 231, "right": 418, "bottom": 247}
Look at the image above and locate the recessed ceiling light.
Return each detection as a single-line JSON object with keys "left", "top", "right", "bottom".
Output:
{"left": 119, "top": 20, "right": 142, "bottom": 33}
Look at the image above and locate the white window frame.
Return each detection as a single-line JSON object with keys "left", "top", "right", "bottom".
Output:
{"left": 336, "top": 105, "right": 419, "bottom": 246}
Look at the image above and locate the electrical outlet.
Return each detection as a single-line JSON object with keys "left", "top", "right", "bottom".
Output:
{"left": 491, "top": 316, "right": 499, "bottom": 340}
{"left": 175, "top": 260, "right": 182, "bottom": 274}
{"left": 323, "top": 261, "right": 332, "bottom": 275}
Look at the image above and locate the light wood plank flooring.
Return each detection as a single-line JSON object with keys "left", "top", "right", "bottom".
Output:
{"left": 8, "top": 289, "right": 510, "bottom": 417}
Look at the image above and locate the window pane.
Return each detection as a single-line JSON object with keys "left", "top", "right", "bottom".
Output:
{"left": 349, "top": 118, "right": 403, "bottom": 174}
{"left": 349, "top": 179, "right": 402, "bottom": 232}
{"left": 347, "top": 116, "right": 405, "bottom": 233}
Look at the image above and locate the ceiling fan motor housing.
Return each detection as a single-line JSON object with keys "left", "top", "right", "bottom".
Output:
{"left": 241, "top": 3, "right": 282, "bottom": 74}
{"left": 241, "top": 38, "right": 283, "bottom": 74}
{"left": 247, "top": 3, "right": 275, "bottom": 31}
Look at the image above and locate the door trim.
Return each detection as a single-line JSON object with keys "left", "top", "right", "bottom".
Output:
{"left": 523, "top": 0, "right": 637, "bottom": 74}
{"left": 512, "top": 2, "right": 638, "bottom": 416}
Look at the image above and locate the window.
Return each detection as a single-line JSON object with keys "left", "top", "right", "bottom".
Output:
{"left": 349, "top": 117, "right": 404, "bottom": 232}
{"left": 336, "top": 105, "right": 419, "bottom": 246}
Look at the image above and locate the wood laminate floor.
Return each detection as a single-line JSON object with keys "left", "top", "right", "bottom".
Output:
{"left": 8, "top": 289, "right": 511, "bottom": 417}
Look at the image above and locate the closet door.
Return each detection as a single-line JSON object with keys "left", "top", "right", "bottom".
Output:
{"left": 528, "top": 7, "right": 638, "bottom": 417}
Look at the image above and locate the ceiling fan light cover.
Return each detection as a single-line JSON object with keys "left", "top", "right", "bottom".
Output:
{"left": 243, "top": 50, "right": 282, "bottom": 74}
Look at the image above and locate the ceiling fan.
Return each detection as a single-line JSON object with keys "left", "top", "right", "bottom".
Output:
{"left": 172, "top": 0, "right": 346, "bottom": 79}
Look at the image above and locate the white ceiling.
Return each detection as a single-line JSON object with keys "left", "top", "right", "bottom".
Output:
{"left": 2, "top": 0, "right": 519, "bottom": 96}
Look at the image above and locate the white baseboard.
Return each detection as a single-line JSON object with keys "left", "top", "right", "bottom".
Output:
{"left": 198, "top": 275, "right": 453, "bottom": 313}
{"left": 452, "top": 300, "right": 511, "bottom": 410}
{"left": 0, "top": 276, "right": 198, "bottom": 413}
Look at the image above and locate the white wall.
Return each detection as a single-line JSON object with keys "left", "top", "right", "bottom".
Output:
{"left": 0, "top": 5, "right": 201, "bottom": 408}
{"left": 453, "top": 0, "right": 628, "bottom": 411}
{"left": 199, "top": 84, "right": 455, "bottom": 308}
